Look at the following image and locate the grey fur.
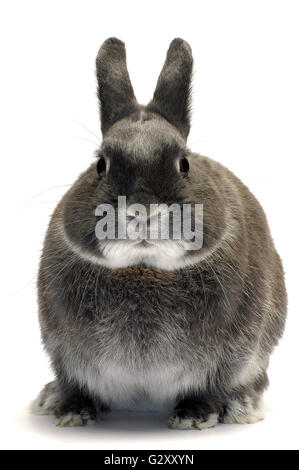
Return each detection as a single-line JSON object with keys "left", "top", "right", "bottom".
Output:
{"left": 34, "top": 38, "right": 287, "bottom": 428}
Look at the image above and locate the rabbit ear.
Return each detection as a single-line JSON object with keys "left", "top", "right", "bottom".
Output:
{"left": 96, "top": 38, "right": 138, "bottom": 135}
{"left": 147, "top": 38, "right": 193, "bottom": 139}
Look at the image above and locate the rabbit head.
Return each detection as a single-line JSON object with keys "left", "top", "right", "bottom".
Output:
{"left": 62, "top": 38, "right": 227, "bottom": 270}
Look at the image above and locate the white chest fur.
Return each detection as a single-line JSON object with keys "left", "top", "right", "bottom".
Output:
{"left": 66, "top": 357, "right": 208, "bottom": 411}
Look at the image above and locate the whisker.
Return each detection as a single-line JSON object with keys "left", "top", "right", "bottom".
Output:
{"left": 206, "top": 259, "right": 234, "bottom": 316}
{"left": 10, "top": 274, "right": 38, "bottom": 296}
{"left": 73, "top": 119, "right": 102, "bottom": 144}
{"left": 16, "top": 184, "right": 72, "bottom": 212}
{"left": 18, "top": 200, "right": 62, "bottom": 210}
{"left": 74, "top": 136, "right": 100, "bottom": 148}
{"left": 77, "top": 268, "right": 94, "bottom": 317}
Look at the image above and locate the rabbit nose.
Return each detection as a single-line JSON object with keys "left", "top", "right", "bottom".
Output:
{"left": 126, "top": 209, "right": 154, "bottom": 237}
{"left": 139, "top": 216, "right": 151, "bottom": 226}
{"left": 137, "top": 216, "right": 152, "bottom": 239}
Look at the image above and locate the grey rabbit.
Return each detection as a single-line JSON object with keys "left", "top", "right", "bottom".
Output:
{"left": 32, "top": 38, "right": 287, "bottom": 429}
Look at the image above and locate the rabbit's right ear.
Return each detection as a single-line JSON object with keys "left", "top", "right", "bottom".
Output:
{"left": 147, "top": 39, "right": 193, "bottom": 140}
{"left": 96, "top": 38, "right": 138, "bottom": 135}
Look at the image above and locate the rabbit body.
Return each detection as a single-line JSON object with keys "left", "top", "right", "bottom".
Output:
{"left": 33, "top": 38, "right": 287, "bottom": 429}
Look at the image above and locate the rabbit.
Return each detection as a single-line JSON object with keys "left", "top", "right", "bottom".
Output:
{"left": 31, "top": 37, "right": 287, "bottom": 429}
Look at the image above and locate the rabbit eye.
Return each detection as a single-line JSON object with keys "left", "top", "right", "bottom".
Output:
{"left": 179, "top": 157, "right": 190, "bottom": 175}
{"left": 97, "top": 157, "right": 107, "bottom": 176}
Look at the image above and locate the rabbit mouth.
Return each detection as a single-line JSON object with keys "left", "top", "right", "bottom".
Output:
{"left": 98, "top": 238, "right": 190, "bottom": 269}
{"left": 136, "top": 239, "right": 151, "bottom": 247}
{"left": 61, "top": 224, "right": 203, "bottom": 271}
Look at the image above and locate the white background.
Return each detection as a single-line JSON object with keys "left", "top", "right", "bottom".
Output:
{"left": 0, "top": 0, "right": 298, "bottom": 450}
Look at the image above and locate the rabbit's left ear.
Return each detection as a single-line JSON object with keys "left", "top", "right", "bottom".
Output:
{"left": 147, "top": 39, "right": 193, "bottom": 139}
{"left": 96, "top": 38, "right": 138, "bottom": 135}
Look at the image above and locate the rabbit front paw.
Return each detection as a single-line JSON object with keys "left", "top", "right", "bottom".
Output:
{"left": 31, "top": 380, "right": 97, "bottom": 426}
{"left": 54, "top": 397, "right": 97, "bottom": 427}
{"left": 222, "top": 395, "right": 267, "bottom": 424}
{"left": 168, "top": 399, "right": 219, "bottom": 430}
